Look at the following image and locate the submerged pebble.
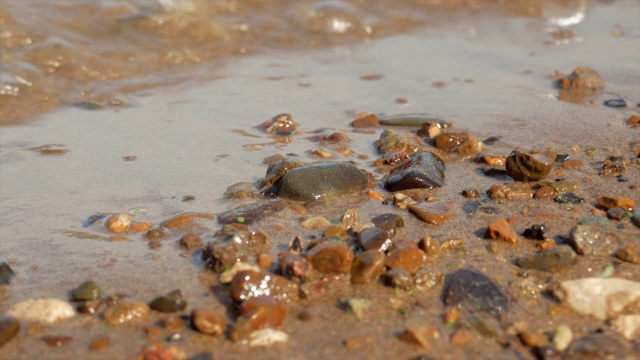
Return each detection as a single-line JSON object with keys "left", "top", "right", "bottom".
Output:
{"left": 385, "top": 152, "right": 446, "bottom": 191}
{"left": 8, "top": 298, "right": 75, "bottom": 323}
{"left": 277, "top": 162, "right": 367, "bottom": 201}
{"left": 522, "top": 224, "right": 547, "bottom": 240}
{"left": 307, "top": 240, "right": 354, "bottom": 274}
{"left": 516, "top": 245, "right": 576, "bottom": 272}
{"left": 443, "top": 269, "right": 508, "bottom": 318}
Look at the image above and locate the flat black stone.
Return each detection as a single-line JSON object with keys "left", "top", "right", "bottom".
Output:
{"left": 554, "top": 154, "right": 570, "bottom": 163}
{"left": 385, "top": 152, "right": 445, "bottom": 192}
{"left": 442, "top": 268, "right": 508, "bottom": 318}
{"left": 603, "top": 99, "right": 627, "bottom": 108}
{"left": 554, "top": 192, "right": 585, "bottom": 204}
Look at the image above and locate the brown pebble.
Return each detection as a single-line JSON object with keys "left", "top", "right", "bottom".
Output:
{"left": 239, "top": 295, "right": 285, "bottom": 330}
{"left": 351, "top": 250, "right": 386, "bottom": 284}
{"left": 408, "top": 202, "right": 457, "bottom": 225}
{"left": 230, "top": 270, "right": 299, "bottom": 303}
{"left": 506, "top": 150, "right": 555, "bottom": 182}
{"left": 484, "top": 219, "right": 519, "bottom": 244}
{"left": 344, "top": 333, "right": 376, "bottom": 350}
{"left": 351, "top": 114, "right": 380, "bottom": 128}
{"left": 192, "top": 309, "right": 226, "bottom": 336}
{"left": 476, "top": 154, "right": 506, "bottom": 168}
{"left": 103, "top": 302, "right": 150, "bottom": 325}
{"left": 560, "top": 159, "right": 584, "bottom": 169}
{"left": 323, "top": 225, "right": 347, "bottom": 239}
{"left": 487, "top": 184, "right": 534, "bottom": 200}
{"left": 598, "top": 196, "right": 636, "bottom": 211}
{"left": 263, "top": 154, "right": 285, "bottom": 165}
{"left": 450, "top": 328, "right": 474, "bottom": 346}
{"left": 307, "top": 241, "right": 354, "bottom": 274}
{"left": 180, "top": 233, "right": 202, "bottom": 250}
{"left": 257, "top": 253, "right": 272, "bottom": 269}
{"left": 558, "top": 67, "right": 605, "bottom": 91}
{"left": 534, "top": 186, "right": 556, "bottom": 199}
{"left": 89, "top": 336, "right": 111, "bottom": 351}
{"left": 627, "top": 115, "right": 640, "bottom": 127}
{"left": 418, "top": 236, "right": 442, "bottom": 257}
{"left": 462, "top": 189, "right": 481, "bottom": 198}
{"left": 440, "top": 238, "right": 465, "bottom": 251}
{"left": 444, "top": 308, "right": 459, "bottom": 324}
{"left": 41, "top": 335, "right": 72, "bottom": 347}
{"left": 434, "top": 132, "right": 469, "bottom": 152}
{"left": 106, "top": 213, "right": 132, "bottom": 233}
{"left": 615, "top": 244, "right": 640, "bottom": 264}
{"left": 160, "top": 316, "right": 185, "bottom": 330}
{"left": 386, "top": 245, "right": 427, "bottom": 274}
{"left": 399, "top": 326, "right": 437, "bottom": 349}
{"left": 519, "top": 331, "right": 549, "bottom": 347}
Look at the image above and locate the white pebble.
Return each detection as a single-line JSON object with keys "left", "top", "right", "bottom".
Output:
{"left": 553, "top": 277, "right": 640, "bottom": 320}
{"left": 8, "top": 298, "right": 75, "bottom": 323}
{"left": 248, "top": 329, "right": 289, "bottom": 347}
{"left": 611, "top": 315, "right": 640, "bottom": 340}
{"left": 552, "top": 324, "right": 572, "bottom": 351}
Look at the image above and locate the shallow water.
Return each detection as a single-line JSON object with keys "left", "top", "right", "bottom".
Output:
{"left": 1, "top": 1, "right": 639, "bottom": 359}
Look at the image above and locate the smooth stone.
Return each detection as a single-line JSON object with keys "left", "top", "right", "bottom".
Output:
{"left": 351, "top": 250, "right": 386, "bottom": 284}
{"left": 553, "top": 324, "right": 573, "bottom": 351}
{"left": 239, "top": 295, "right": 285, "bottom": 330}
{"left": 564, "top": 333, "right": 633, "bottom": 359}
{"left": 278, "top": 253, "right": 311, "bottom": 279}
{"left": 516, "top": 245, "right": 576, "bottom": 272}
{"left": 7, "top": 298, "right": 75, "bottom": 324}
{"left": 230, "top": 270, "right": 299, "bottom": 304}
{"left": 371, "top": 213, "right": 405, "bottom": 236}
{"left": 351, "top": 114, "right": 380, "bottom": 128}
{"left": 385, "top": 246, "right": 427, "bottom": 274}
{"left": 192, "top": 309, "right": 226, "bottom": 336}
{"left": 462, "top": 189, "right": 481, "bottom": 198}
{"left": 385, "top": 152, "right": 445, "bottom": 191}
{"left": 149, "top": 290, "right": 187, "bottom": 313}
{"left": 610, "top": 315, "right": 640, "bottom": 340}
{"left": 307, "top": 241, "right": 354, "bottom": 274}
{"left": 443, "top": 268, "right": 508, "bottom": 318}
{"left": 408, "top": 202, "right": 457, "bottom": 225}
{"left": 434, "top": 132, "right": 469, "bottom": 152}
{"left": 385, "top": 268, "right": 414, "bottom": 290}
{"left": 484, "top": 219, "right": 519, "bottom": 244}
{"left": 554, "top": 154, "right": 570, "bottom": 163}
{"left": 418, "top": 236, "right": 442, "bottom": 257}
{"left": 606, "top": 207, "right": 628, "bottom": 220}
{"left": 505, "top": 150, "right": 555, "bottom": 182}
{"left": 550, "top": 180, "right": 579, "bottom": 193}
{"left": 220, "top": 262, "right": 261, "bottom": 284}
{"left": 218, "top": 200, "right": 286, "bottom": 225}
{"left": 203, "top": 225, "right": 272, "bottom": 272}
{"left": 554, "top": 192, "right": 585, "bottom": 204}
{"left": 598, "top": 196, "right": 636, "bottom": 211}
{"left": 615, "top": 244, "right": 640, "bottom": 264}
{"left": 553, "top": 277, "right": 640, "bottom": 320}
{"left": 247, "top": 329, "right": 289, "bottom": 347}
{"left": 71, "top": 280, "right": 102, "bottom": 301}
{"left": 277, "top": 162, "right": 367, "bottom": 201}
{"left": 0, "top": 262, "right": 15, "bottom": 285}
{"left": 603, "top": 98, "right": 627, "bottom": 108}
{"left": 399, "top": 325, "right": 438, "bottom": 349}
{"left": 357, "top": 227, "right": 393, "bottom": 252}
{"left": 568, "top": 223, "right": 608, "bottom": 255}
{"left": 103, "top": 302, "right": 150, "bottom": 325}
{"left": 0, "top": 316, "right": 20, "bottom": 347}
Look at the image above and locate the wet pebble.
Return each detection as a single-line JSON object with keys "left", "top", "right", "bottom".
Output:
{"left": 568, "top": 223, "right": 607, "bottom": 255}
{"left": 522, "top": 224, "right": 547, "bottom": 240}
{"left": 627, "top": 114, "right": 640, "bottom": 127}
{"left": 277, "top": 162, "right": 367, "bottom": 201}
{"left": 8, "top": 298, "right": 75, "bottom": 323}
{"left": 41, "top": 335, "right": 72, "bottom": 347}
{"left": 554, "top": 192, "right": 585, "bottom": 204}
{"left": 192, "top": 309, "right": 226, "bottom": 336}
{"left": 418, "top": 236, "right": 442, "bottom": 258}
{"left": 564, "top": 333, "right": 633, "bottom": 359}
{"left": 104, "top": 302, "right": 150, "bottom": 325}
{"left": 443, "top": 268, "right": 508, "bottom": 318}
{"left": 357, "top": 227, "right": 393, "bottom": 252}
{"left": 408, "top": 202, "right": 457, "bottom": 225}
{"left": 516, "top": 245, "right": 576, "bottom": 272}
{"left": 351, "top": 114, "right": 380, "bottom": 128}
{"left": 105, "top": 213, "right": 132, "bottom": 233}
{"left": 145, "top": 228, "right": 165, "bottom": 240}
{"left": 550, "top": 180, "right": 579, "bottom": 193}
{"left": 385, "top": 152, "right": 445, "bottom": 191}
{"left": 603, "top": 99, "right": 627, "bottom": 108}
{"left": 554, "top": 154, "right": 570, "bottom": 163}
{"left": 0, "top": 262, "right": 15, "bottom": 285}
{"left": 203, "top": 225, "right": 272, "bottom": 272}
{"left": 247, "top": 328, "right": 289, "bottom": 347}
{"left": 351, "top": 250, "right": 386, "bottom": 284}
{"left": 70, "top": 280, "right": 102, "bottom": 301}
{"left": 606, "top": 207, "right": 628, "bottom": 220}
{"left": 487, "top": 184, "right": 533, "bottom": 200}
{"left": 371, "top": 213, "right": 404, "bottom": 236}
{"left": 230, "top": 270, "right": 299, "bottom": 303}
{"left": 278, "top": 254, "right": 311, "bottom": 280}
{"left": 218, "top": 200, "right": 285, "bottom": 225}
{"left": 385, "top": 243, "right": 427, "bottom": 274}
{"left": 598, "top": 196, "right": 636, "bottom": 211}
{"left": 88, "top": 335, "right": 111, "bottom": 351}
{"left": 484, "top": 219, "right": 519, "bottom": 244}
{"left": 224, "top": 182, "right": 257, "bottom": 200}
{"left": 399, "top": 325, "right": 437, "bottom": 349}
{"left": 179, "top": 233, "right": 202, "bottom": 250}
{"left": 149, "top": 290, "right": 187, "bottom": 313}
{"left": 385, "top": 268, "right": 413, "bottom": 290}
{"left": 506, "top": 150, "right": 555, "bottom": 182}
{"left": 553, "top": 277, "right": 640, "bottom": 320}
{"left": 434, "top": 132, "right": 469, "bottom": 152}
{"left": 462, "top": 189, "right": 480, "bottom": 198}
{"left": 0, "top": 316, "right": 19, "bottom": 347}
{"left": 615, "top": 244, "right": 640, "bottom": 264}
{"left": 414, "top": 266, "right": 442, "bottom": 290}
{"left": 534, "top": 186, "right": 556, "bottom": 199}
{"left": 558, "top": 67, "right": 605, "bottom": 91}
{"left": 239, "top": 295, "right": 286, "bottom": 330}
{"left": 259, "top": 157, "right": 299, "bottom": 189}
{"left": 307, "top": 240, "right": 354, "bottom": 274}
{"left": 258, "top": 113, "right": 298, "bottom": 135}
{"left": 220, "top": 262, "right": 261, "bottom": 284}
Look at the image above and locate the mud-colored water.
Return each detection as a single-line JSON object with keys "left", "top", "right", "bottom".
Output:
{"left": 1, "top": 1, "right": 639, "bottom": 359}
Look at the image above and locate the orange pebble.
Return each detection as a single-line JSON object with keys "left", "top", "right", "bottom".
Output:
{"left": 161, "top": 213, "right": 215, "bottom": 229}
{"left": 131, "top": 222, "right": 153, "bottom": 232}
{"left": 106, "top": 213, "right": 132, "bottom": 233}
{"left": 367, "top": 191, "right": 385, "bottom": 201}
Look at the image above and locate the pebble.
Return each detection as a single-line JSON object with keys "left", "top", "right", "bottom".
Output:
{"left": 462, "top": 189, "right": 480, "bottom": 198}
{"left": 220, "top": 262, "right": 261, "bottom": 284}
{"left": 610, "top": 314, "right": 640, "bottom": 340}
{"left": 552, "top": 324, "right": 572, "bottom": 351}
{"left": 240, "top": 295, "right": 285, "bottom": 330}
{"left": 516, "top": 245, "right": 577, "bottom": 272}
{"left": 41, "top": 335, "right": 72, "bottom": 347}
{"left": 248, "top": 328, "right": 289, "bottom": 347}
{"left": 408, "top": 202, "right": 457, "bottom": 225}
{"left": 385, "top": 152, "right": 446, "bottom": 191}
{"left": 534, "top": 186, "right": 556, "bottom": 199}
{"left": 484, "top": 219, "right": 519, "bottom": 244}
{"left": 218, "top": 200, "right": 285, "bottom": 224}
{"left": 434, "top": 132, "right": 469, "bottom": 152}
{"left": 203, "top": 225, "right": 272, "bottom": 272}
{"left": 385, "top": 268, "right": 414, "bottom": 290}
{"left": 88, "top": 335, "right": 111, "bottom": 351}
{"left": 487, "top": 184, "right": 533, "bottom": 200}
{"left": 357, "top": 227, "right": 393, "bottom": 252}
{"left": 554, "top": 192, "right": 585, "bottom": 204}
{"left": 300, "top": 216, "right": 331, "bottom": 230}
{"left": 278, "top": 253, "right": 311, "bottom": 279}
{"left": 149, "top": 290, "right": 187, "bottom": 313}
{"left": 634, "top": 208, "right": 640, "bottom": 228}
{"left": 564, "top": 333, "right": 633, "bottom": 359}
{"left": 399, "top": 325, "right": 438, "bottom": 349}
{"left": 179, "top": 233, "right": 202, "bottom": 250}
{"left": 277, "top": 162, "right": 368, "bottom": 201}
{"left": 418, "top": 236, "right": 442, "bottom": 257}
{"left": 258, "top": 113, "right": 298, "bottom": 135}
{"left": 598, "top": 196, "right": 636, "bottom": 211}
{"left": 351, "top": 114, "right": 380, "bottom": 128}
{"left": 615, "top": 244, "right": 640, "bottom": 264}
{"left": 0, "top": 316, "right": 19, "bottom": 347}
{"left": 192, "top": 309, "right": 226, "bottom": 336}
{"left": 554, "top": 154, "right": 570, "bottom": 163}
{"left": 351, "top": 250, "right": 386, "bottom": 284}
{"left": 223, "top": 182, "right": 257, "bottom": 199}
{"left": 522, "top": 224, "right": 547, "bottom": 240}
{"left": 559, "top": 159, "right": 584, "bottom": 169}
{"left": 627, "top": 114, "right": 640, "bottom": 127}
{"left": 345, "top": 298, "right": 371, "bottom": 319}
{"left": 443, "top": 268, "right": 508, "bottom": 318}
{"left": 70, "top": 280, "right": 102, "bottom": 301}
{"left": 553, "top": 277, "right": 640, "bottom": 320}
{"left": 371, "top": 213, "right": 405, "bottom": 236}
{"left": 378, "top": 113, "right": 450, "bottom": 127}
{"left": 457, "top": 136, "right": 484, "bottom": 156}
{"left": 230, "top": 270, "right": 299, "bottom": 303}
{"left": 7, "top": 298, "right": 75, "bottom": 323}
{"left": 259, "top": 157, "right": 300, "bottom": 189}
{"left": 105, "top": 213, "right": 133, "bottom": 233}
{"left": 606, "top": 207, "right": 628, "bottom": 220}
{"left": 568, "top": 223, "right": 607, "bottom": 255}
{"left": 558, "top": 66, "right": 605, "bottom": 91}
{"left": 550, "top": 180, "right": 579, "bottom": 193}
{"left": 386, "top": 244, "right": 427, "bottom": 274}
{"left": 323, "top": 225, "right": 347, "bottom": 239}
{"left": 375, "top": 129, "right": 426, "bottom": 154}
{"left": 506, "top": 150, "right": 555, "bottom": 182}
{"left": 0, "top": 262, "right": 15, "bottom": 285}
{"left": 603, "top": 98, "right": 627, "bottom": 108}
{"left": 103, "top": 301, "right": 150, "bottom": 325}
{"left": 414, "top": 266, "right": 442, "bottom": 290}
{"left": 307, "top": 240, "right": 354, "bottom": 274}
{"left": 475, "top": 154, "right": 506, "bottom": 167}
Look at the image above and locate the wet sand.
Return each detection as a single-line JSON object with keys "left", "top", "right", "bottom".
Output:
{"left": 1, "top": 1, "right": 639, "bottom": 359}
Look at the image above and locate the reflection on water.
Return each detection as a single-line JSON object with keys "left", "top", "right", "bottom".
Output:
{"left": 0, "top": 0, "right": 599, "bottom": 125}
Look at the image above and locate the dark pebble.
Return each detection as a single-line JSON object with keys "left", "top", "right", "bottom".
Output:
{"left": 442, "top": 268, "right": 508, "bottom": 318}
{"left": 462, "top": 189, "right": 481, "bottom": 198}
{"left": 70, "top": 280, "right": 102, "bottom": 301}
{"left": 218, "top": 200, "right": 285, "bottom": 225}
{"left": 180, "top": 233, "right": 202, "bottom": 250}
{"left": 633, "top": 208, "right": 640, "bottom": 228}
{"left": 515, "top": 245, "right": 577, "bottom": 272}
{"left": 277, "top": 162, "right": 368, "bottom": 201}
{"left": 554, "top": 192, "right": 585, "bottom": 204}
{"left": 371, "top": 213, "right": 405, "bottom": 236}
{"left": 41, "top": 335, "right": 72, "bottom": 347}
{"left": 0, "top": 262, "right": 15, "bottom": 285}
{"left": 506, "top": 150, "right": 555, "bottom": 182}
{"left": 149, "top": 290, "right": 187, "bottom": 313}
{"left": 534, "top": 345, "right": 560, "bottom": 360}
{"left": 0, "top": 316, "right": 20, "bottom": 347}
{"left": 522, "top": 224, "right": 547, "bottom": 240}
{"left": 482, "top": 136, "right": 501, "bottom": 145}
{"left": 603, "top": 99, "right": 627, "bottom": 108}
{"left": 385, "top": 152, "right": 445, "bottom": 192}
{"left": 385, "top": 268, "right": 414, "bottom": 290}
{"left": 554, "top": 154, "right": 570, "bottom": 163}
{"left": 357, "top": 227, "right": 393, "bottom": 252}
{"left": 606, "top": 207, "right": 628, "bottom": 220}
{"left": 351, "top": 250, "right": 386, "bottom": 285}
{"left": 565, "top": 333, "right": 633, "bottom": 359}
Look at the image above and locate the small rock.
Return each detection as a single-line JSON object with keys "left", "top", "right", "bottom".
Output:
{"left": 88, "top": 335, "right": 111, "bottom": 351}
{"left": 434, "top": 132, "right": 469, "bottom": 152}
{"left": 323, "top": 225, "right": 347, "bottom": 239}
{"left": 70, "top": 280, "right": 102, "bottom": 301}
{"left": 450, "top": 328, "right": 475, "bottom": 346}
{"left": 300, "top": 216, "right": 331, "bottom": 230}
{"left": 443, "top": 268, "right": 508, "bottom": 318}
{"left": 506, "top": 150, "right": 555, "bottom": 182}
{"left": 104, "top": 302, "right": 150, "bottom": 325}
{"left": 203, "top": 225, "right": 272, "bottom": 272}
{"left": 357, "top": 227, "right": 393, "bottom": 252}
{"left": 516, "top": 245, "right": 577, "bottom": 272}
{"left": 550, "top": 180, "right": 579, "bottom": 193}
{"left": 399, "top": 325, "right": 438, "bottom": 349}
{"left": 553, "top": 277, "right": 640, "bottom": 320}
{"left": 552, "top": 324, "right": 572, "bottom": 351}
{"left": 610, "top": 314, "right": 640, "bottom": 340}
{"left": 484, "top": 219, "right": 519, "bottom": 244}
{"left": 179, "top": 233, "right": 202, "bottom": 250}
{"left": 239, "top": 295, "right": 285, "bottom": 329}
{"left": 385, "top": 152, "right": 446, "bottom": 191}
{"left": 606, "top": 207, "right": 628, "bottom": 220}
{"left": 149, "top": 290, "right": 187, "bottom": 313}
{"left": 351, "top": 250, "right": 386, "bottom": 284}
{"left": 0, "top": 262, "right": 15, "bottom": 285}
{"left": 385, "top": 268, "right": 414, "bottom": 290}
{"left": 277, "top": 162, "right": 368, "bottom": 201}
{"left": 522, "top": 224, "right": 547, "bottom": 240}
{"left": 8, "top": 299, "right": 75, "bottom": 323}
{"left": 374, "top": 129, "right": 426, "bottom": 154}
{"left": 615, "top": 244, "right": 640, "bottom": 264}
{"left": 627, "top": 114, "right": 640, "bottom": 127}
{"left": 192, "top": 309, "right": 226, "bottom": 336}
{"left": 351, "top": 114, "right": 380, "bottom": 128}
{"left": 307, "top": 240, "right": 354, "bottom": 274}
{"left": 558, "top": 67, "right": 605, "bottom": 91}
{"left": 248, "top": 328, "right": 289, "bottom": 347}
{"left": 371, "top": 213, "right": 405, "bottom": 236}
{"left": 475, "top": 154, "right": 506, "bottom": 167}
{"left": 564, "top": 333, "right": 633, "bottom": 359}
{"left": 487, "top": 183, "right": 534, "bottom": 200}
{"left": 408, "top": 202, "right": 457, "bottom": 225}
{"left": 598, "top": 196, "right": 636, "bottom": 211}
{"left": 554, "top": 154, "right": 570, "bottom": 163}
{"left": 603, "top": 99, "right": 627, "bottom": 108}
{"left": 220, "top": 262, "right": 261, "bottom": 284}
{"left": 418, "top": 236, "right": 442, "bottom": 257}
{"left": 105, "top": 213, "right": 133, "bottom": 233}
{"left": 259, "top": 157, "right": 299, "bottom": 189}
{"left": 462, "top": 189, "right": 481, "bottom": 198}
{"left": 457, "top": 136, "right": 484, "bottom": 156}
{"left": 386, "top": 243, "right": 427, "bottom": 274}
{"left": 41, "top": 335, "right": 72, "bottom": 347}
{"left": 534, "top": 186, "right": 556, "bottom": 199}
{"left": 278, "top": 253, "right": 311, "bottom": 280}
{"left": 230, "top": 270, "right": 299, "bottom": 303}
{"left": 258, "top": 113, "right": 298, "bottom": 135}
{"left": 224, "top": 182, "right": 257, "bottom": 199}
{"left": 345, "top": 298, "right": 371, "bottom": 319}
{"left": 554, "top": 192, "right": 585, "bottom": 204}
{"left": 568, "top": 223, "right": 608, "bottom": 255}
{"left": 0, "top": 316, "right": 20, "bottom": 347}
